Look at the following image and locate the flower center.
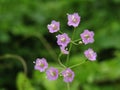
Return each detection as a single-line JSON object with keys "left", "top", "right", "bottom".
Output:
{"left": 72, "top": 16, "right": 78, "bottom": 23}
{"left": 88, "top": 51, "right": 94, "bottom": 58}
{"left": 64, "top": 71, "right": 72, "bottom": 77}
{"left": 51, "top": 24, "right": 58, "bottom": 30}
{"left": 84, "top": 34, "right": 90, "bottom": 40}
{"left": 40, "top": 63, "right": 44, "bottom": 67}
{"left": 61, "top": 37, "right": 66, "bottom": 42}
{"left": 50, "top": 71, "right": 56, "bottom": 76}
{"left": 36, "top": 61, "right": 44, "bottom": 67}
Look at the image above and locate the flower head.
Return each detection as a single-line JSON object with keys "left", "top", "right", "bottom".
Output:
{"left": 46, "top": 67, "right": 59, "bottom": 80}
{"left": 84, "top": 48, "right": 97, "bottom": 61}
{"left": 80, "top": 30, "right": 94, "bottom": 44}
{"left": 47, "top": 20, "right": 60, "bottom": 33}
{"left": 60, "top": 46, "right": 69, "bottom": 54}
{"left": 67, "top": 13, "right": 80, "bottom": 27}
{"left": 56, "top": 33, "right": 71, "bottom": 47}
{"left": 62, "top": 68, "right": 74, "bottom": 83}
{"left": 34, "top": 58, "right": 48, "bottom": 72}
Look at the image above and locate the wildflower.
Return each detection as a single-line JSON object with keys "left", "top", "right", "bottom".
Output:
{"left": 84, "top": 48, "right": 97, "bottom": 61}
{"left": 67, "top": 13, "right": 80, "bottom": 27}
{"left": 80, "top": 30, "right": 94, "bottom": 44}
{"left": 34, "top": 58, "right": 48, "bottom": 72}
{"left": 47, "top": 20, "right": 60, "bottom": 33}
{"left": 56, "top": 33, "right": 71, "bottom": 47}
{"left": 62, "top": 68, "right": 75, "bottom": 83}
{"left": 60, "top": 46, "right": 69, "bottom": 54}
{"left": 46, "top": 67, "right": 59, "bottom": 80}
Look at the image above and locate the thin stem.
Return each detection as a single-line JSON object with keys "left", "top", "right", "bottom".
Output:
{"left": 73, "top": 38, "right": 81, "bottom": 42}
{"left": 66, "top": 28, "right": 76, "bottom": 65}
{"left": 55, "top": 67, "right": 64, "bottom": 70}
{"left": 35, "top": 33, "right": 58, "bottom": 62}
{"left": 0, "top": 54, "right": 27, "bottom": 75}
{"left": 69, "top": 59, "right": 87, "bottom": 69}
{"left": 67, "top": 83, "right": 70, "bottom": 90}
{"left": 58, "top": 53, "right": 66, "bottom": 68}
{"left": 58, "top": 30, "right": 63, "bottom": 34}
{"left": 70, "top": 41, "right": 79, "bottom": 45}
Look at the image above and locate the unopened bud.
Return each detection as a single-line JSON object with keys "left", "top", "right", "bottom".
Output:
{"left": 33, "top": 61, "right": 35, "bottom": 64}
{"left": 79, "top": 41, "right": 83, "bottom": 44}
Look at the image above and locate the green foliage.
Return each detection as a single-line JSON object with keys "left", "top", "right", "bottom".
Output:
{"left": 16, "top": 72, "right": 34, "bottom": 90}
{"left": 0, "top": 0, "right": 120, "bottom": 90}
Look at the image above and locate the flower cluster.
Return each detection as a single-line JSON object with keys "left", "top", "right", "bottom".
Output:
{"left": 34, "top": 13, "right": 97, "bottom": 84}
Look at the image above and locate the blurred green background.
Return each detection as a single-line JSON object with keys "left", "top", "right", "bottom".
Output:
{"left": 0, "top": 0, "right": 120, "bottom": 90}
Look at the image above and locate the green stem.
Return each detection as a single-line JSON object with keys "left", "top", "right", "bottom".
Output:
{"left": 71, "top": 41, "right": 79, "bottom": 45}
{"left": 67, "top": 83, "right": 70, "bottom": 90}
{"left": 66, "top": 28, "right": 76, "bottom": 65}
{"left": 0, "top": 54, "right": 27, "bottom": 75}
{"left": 58, "top": 53, "right": 66, "bottom": 68}
{"left": 73, "top": 38, "right": 81, "bottom": 42}
{"left": 69, "top": 59, "right": 87, "bottom": 69}
{"left": 59, "top": 30, "right": 63, "bottom": 34}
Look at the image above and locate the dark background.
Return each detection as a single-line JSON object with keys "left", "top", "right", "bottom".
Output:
{"left": 0, "top": 0, "right": 120, "bottom": 90}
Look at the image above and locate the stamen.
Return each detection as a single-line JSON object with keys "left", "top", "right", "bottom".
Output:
{"left": 51, "top": 24, "right": 57, "bottom": 30}
{"left": 72, "top": 15, "right": 77, "bottom": 23}
{"left": 61, "top": 37, "right": 66, "bottom": 42}
{"left": 84, "top": 34, "right": 90, "bottom": 39}
{"left": 50, "top": 71, "right": 56, "bottom": 76}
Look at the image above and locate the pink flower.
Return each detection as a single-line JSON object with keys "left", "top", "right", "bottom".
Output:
{"left": 34, "top": 58, "right": 48, "bottom": 72}
{"left": 67, "top": 13, "right": 81, "bottom": 27}
{"left": 56, "top": 33, "right": 71, "bottom": 47}
{"left": 80, "top": 30, "right": 94, "bottom": 45}
{"left": 62, "top": 68, "right": 75, "bottom": 83}
{"left": 60, "top": 46, "right": 69, "bottom": 54}
{"left": 46, "top": 67, "right": 59, "bottom": 80}
{"left": 84, "top": 48, "right": 97, "bottom": 61}
{"left": 47, "top": 20, "right": 60, "bottom": 33}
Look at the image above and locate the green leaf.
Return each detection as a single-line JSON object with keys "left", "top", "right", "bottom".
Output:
{"left": 16, "top": 72, "right": 34, "bottom": 90}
